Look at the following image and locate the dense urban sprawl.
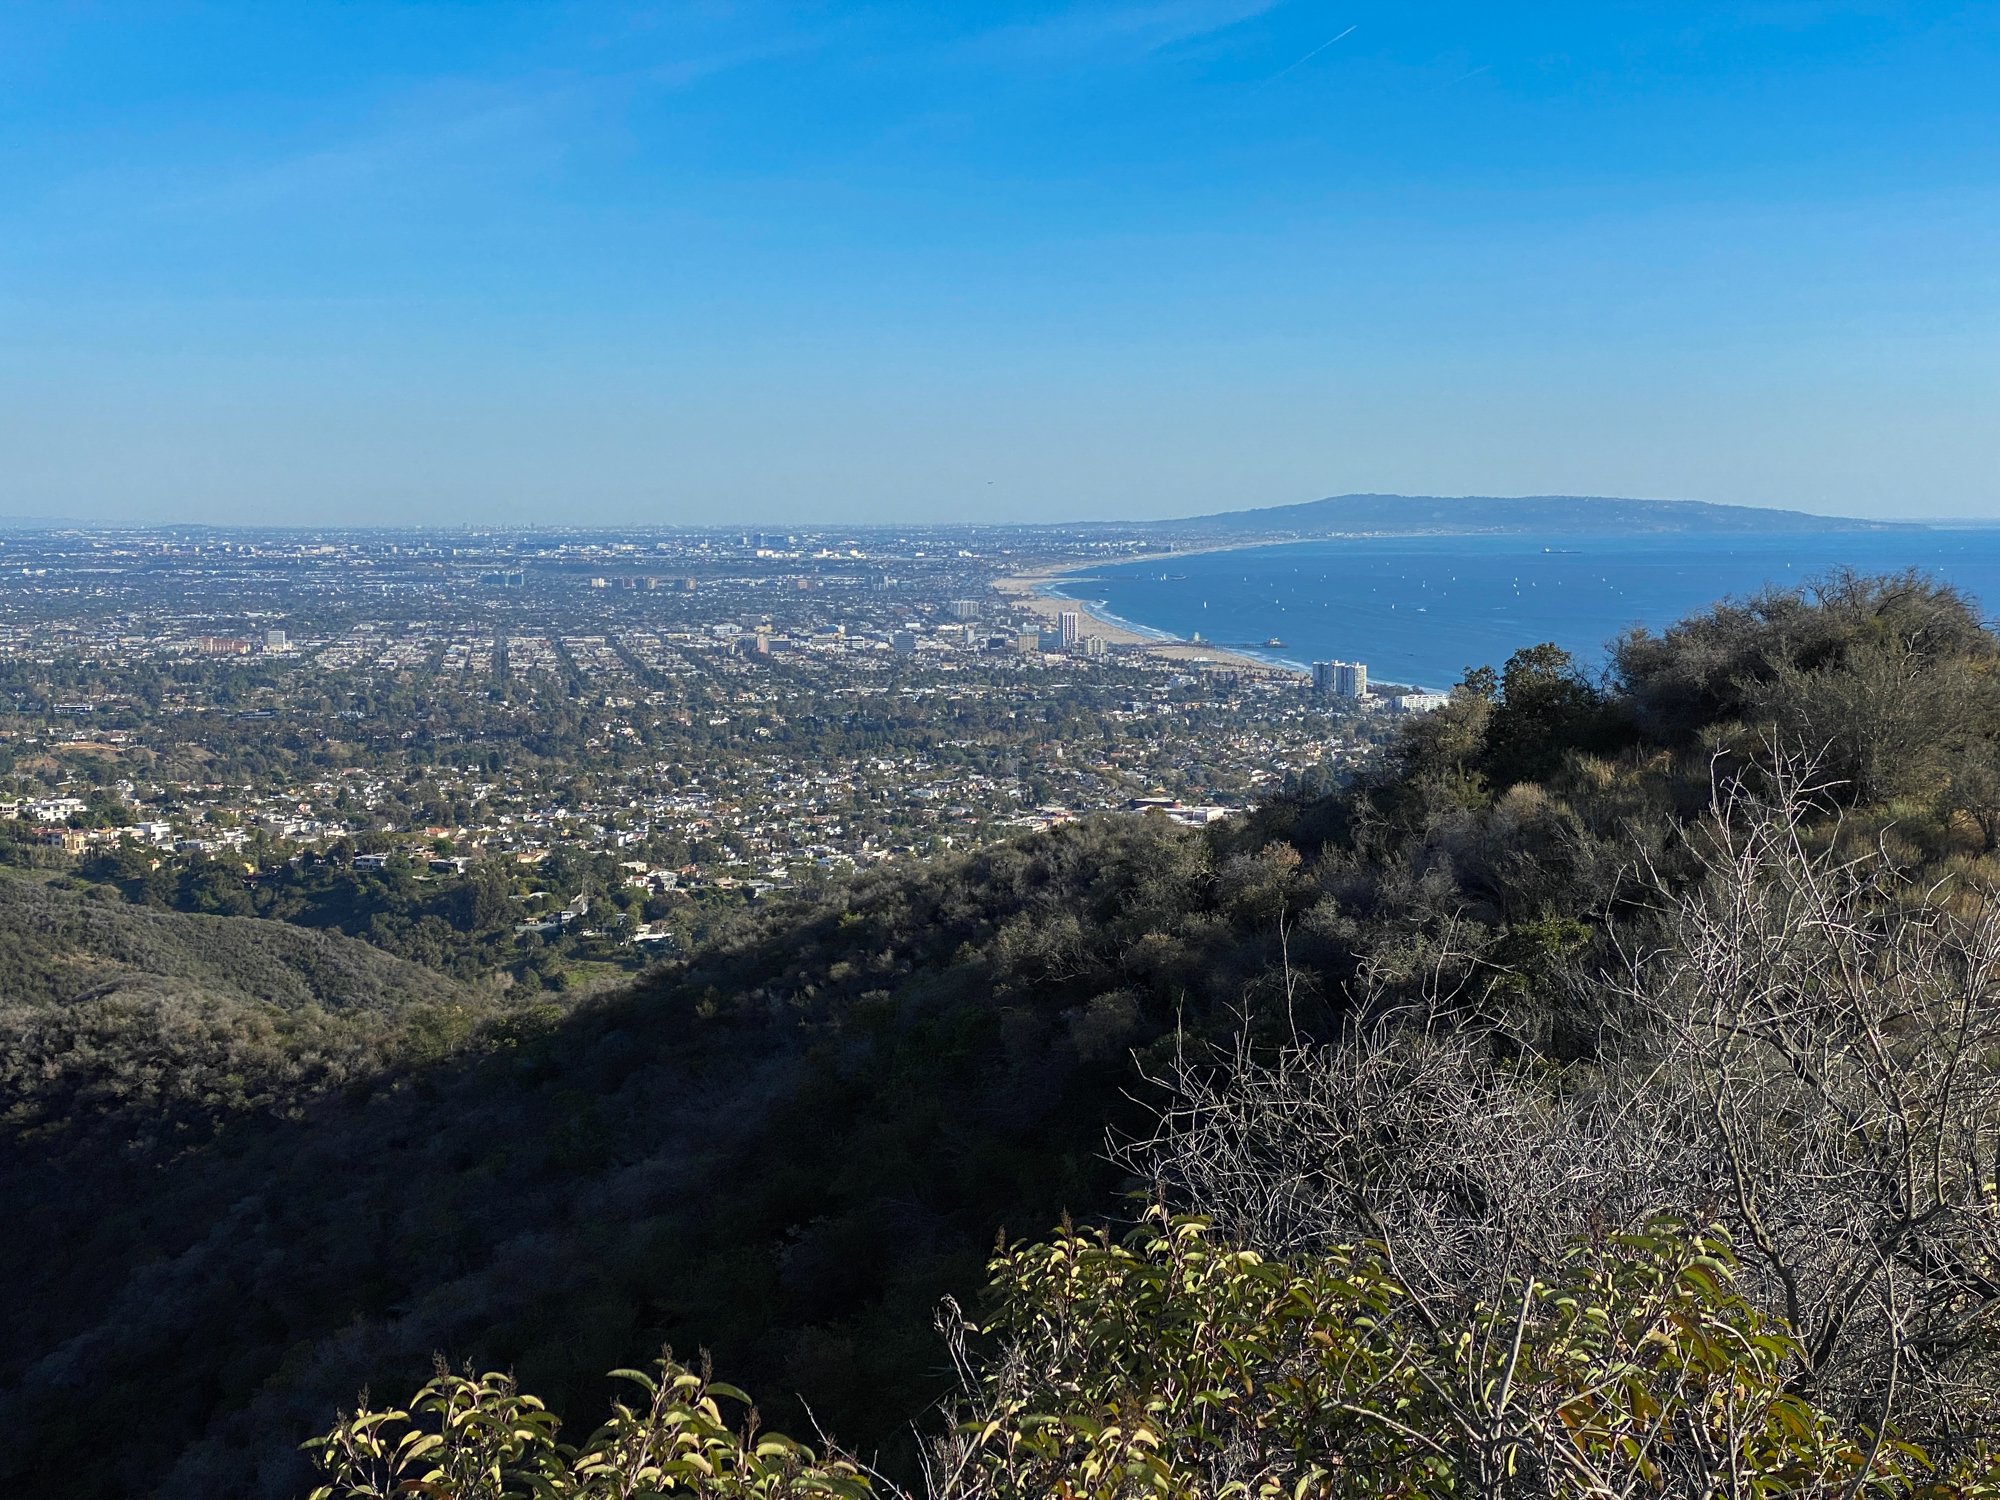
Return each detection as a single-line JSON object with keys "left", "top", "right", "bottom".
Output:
{"left": 0, "top": 524, "right": 1413, "bottom": 985}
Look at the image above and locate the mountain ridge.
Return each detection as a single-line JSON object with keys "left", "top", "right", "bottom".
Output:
{"left": 1147, "top": 492, "right": 1910, "bottom": 536}
{"left": 0, "top": 871, "right": 507, "bottom": 1151}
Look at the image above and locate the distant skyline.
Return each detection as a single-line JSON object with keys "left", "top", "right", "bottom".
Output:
{"left": 3, "top": 2, "right": 1997, "bottom": 527}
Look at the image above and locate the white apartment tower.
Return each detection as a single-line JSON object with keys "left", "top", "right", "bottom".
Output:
{"left": 1313, "top": 660, "right": 1369, "bottom": 698}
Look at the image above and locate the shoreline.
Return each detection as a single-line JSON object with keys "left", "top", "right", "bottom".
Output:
{"left": 999, "top": 523, "right": 1986, "bottom": 695}
{"left": 992, "top": 544, "right": 1309, "bottom": 678}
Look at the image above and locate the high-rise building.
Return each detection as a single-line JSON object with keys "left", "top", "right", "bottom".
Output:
{"left": 264, "top": 628, "right": 289, "bottom": 651}
{"left": 1057, "top": 610, "right": 1081, "bottom": 647}
{"left": 948, "top": 599, "right": 983, "bottom": 621}
{"left": 1313, "top": 660, "right": 1370, "bottom": 698}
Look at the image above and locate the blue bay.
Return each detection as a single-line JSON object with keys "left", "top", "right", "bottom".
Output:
{"left": 1049, "top": 530, "right": 2000, "bottom": 693}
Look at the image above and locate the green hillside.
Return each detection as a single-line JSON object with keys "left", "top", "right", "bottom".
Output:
{"left": 0, "top": 873, "right": 506, "bottom": 1150}
{"left": 9, "top": 571, "right": 2000, "bottom": 1497}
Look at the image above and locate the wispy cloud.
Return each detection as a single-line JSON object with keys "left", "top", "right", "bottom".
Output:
{"left": 965, "top": 0, "right": 1286, "bottom": 66}
{"left": 44, "top": 28, "right": 804, "bottom": 229}
{"left": 138, "top": 79, "right": 583, "bottom": 219}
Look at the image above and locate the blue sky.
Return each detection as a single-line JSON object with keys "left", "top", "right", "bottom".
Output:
{"left": 2, "top": 2, "right": 1996, "bottom": 526}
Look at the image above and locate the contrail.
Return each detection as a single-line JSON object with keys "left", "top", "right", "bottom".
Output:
{"left": 1272, "top": 22, "right": 1355, "bottom": 80}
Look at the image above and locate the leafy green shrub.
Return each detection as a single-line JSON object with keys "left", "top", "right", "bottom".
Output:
{"left": 309, "top": 1213, "right": 2000, "bottom": 1499}
{"left": 305, "top": 1356, "right": 870, "bottom": 1500}
{"left": 952, "top": 1211, "right": 1922, "bottom": 1498}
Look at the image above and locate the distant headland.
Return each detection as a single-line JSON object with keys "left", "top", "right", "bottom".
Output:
{"left": 1130, "top": 493, "right": 1913, "bottom": 540}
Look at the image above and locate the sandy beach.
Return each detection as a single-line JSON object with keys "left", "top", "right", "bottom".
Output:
{"left": 993, "top": 551, "right": 1307, "bottom": 678}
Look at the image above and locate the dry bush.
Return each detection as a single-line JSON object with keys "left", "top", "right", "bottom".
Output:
{"left": 1133, "top": 755, "right": 2000, "bottom": 1450}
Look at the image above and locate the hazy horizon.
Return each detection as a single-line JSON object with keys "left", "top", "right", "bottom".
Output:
{"left": 1, "top": 489, "right": 1979, "bottom": 535}
{"left": 4, "top": 3, "right": 1997, "bottom": 528}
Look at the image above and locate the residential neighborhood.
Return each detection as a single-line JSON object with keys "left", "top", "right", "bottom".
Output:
{"left": 0, "top": 523, "right": 1398, "bottom": 985}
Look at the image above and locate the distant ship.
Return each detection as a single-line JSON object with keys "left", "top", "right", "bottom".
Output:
{"left": 1263, "top": 637, "right": 1286, "bottom": 648}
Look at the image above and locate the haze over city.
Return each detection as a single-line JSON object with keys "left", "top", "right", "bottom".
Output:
{"left": 5, "top": 1, "right": 1997, "bottom": 527}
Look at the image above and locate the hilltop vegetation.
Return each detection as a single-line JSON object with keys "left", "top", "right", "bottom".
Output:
{"left": 311, "top": 1212, "right": 2000, "bottom": 1498}
{"left": 0, "top": 874, "right": 497, "bottom": 1148}
{"left": 2, "top": 814, "right": 1262, "bottom": 1497}
{"left": 9, "top": 571, "right": 2000, "bottom": 1497}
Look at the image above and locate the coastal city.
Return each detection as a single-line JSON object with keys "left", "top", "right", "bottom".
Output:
{"left": 0, "top": 523, "right": 1441, "bottom": 987}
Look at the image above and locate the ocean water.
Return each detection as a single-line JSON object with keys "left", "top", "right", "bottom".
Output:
{"left": 1048, "top": 529, "right": 2000, "bottom": 692}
